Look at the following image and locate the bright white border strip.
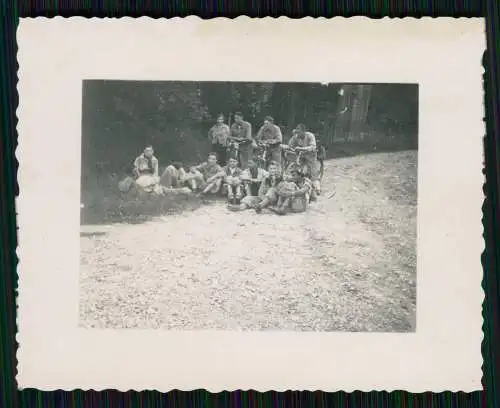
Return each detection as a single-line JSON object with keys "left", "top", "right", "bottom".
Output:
{"left": 16, "top": 17, "right": 485, "bottom": 392}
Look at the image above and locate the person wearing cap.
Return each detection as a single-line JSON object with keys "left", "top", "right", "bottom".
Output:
{"left": 229, "top": 111, "right": 253, "bottom": 169}
{"left": 255, "top": 115, "right": 283, "bottom": 167}
{"left": 287, "top": 124, "right": 322, "bottom": 197}
{"left": 208, "top": 113, "right": 230, "bottom": 166}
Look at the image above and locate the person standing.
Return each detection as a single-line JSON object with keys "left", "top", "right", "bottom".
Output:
{"left": 229, "top": 111, "right": 253, "bottom": 169}
{"left": 239, "top": 159, "right": 269, "bottom": 209}
{"left": 191, "top": 152, "right": 224, "bottom": 197}
{"left": 208, "top": 113, "right": 230, "bottom": 166}
{"left": 316, "top": 142, "right": 327, "bottom": 180}
{"left": 255, "top": 115, "right": 283, "bottom": 167}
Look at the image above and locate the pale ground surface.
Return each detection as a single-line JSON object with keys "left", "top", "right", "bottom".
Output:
{"left": 80, "top": 150, "right": 417, "bottom": 331}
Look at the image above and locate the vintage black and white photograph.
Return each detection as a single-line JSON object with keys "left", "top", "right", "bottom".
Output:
{"left": 79, "top": 81, "right": 418, "bottom": 332}
{"left": 17, "top": 17, "right": 484, "bottom": 391}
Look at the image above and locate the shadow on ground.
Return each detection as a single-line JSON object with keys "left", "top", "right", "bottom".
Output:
{"left": 81, "top": 190, "right": 202, "bottom": 226}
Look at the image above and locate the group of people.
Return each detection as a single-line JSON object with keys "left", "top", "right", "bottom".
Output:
{"left": 119, "top": 113, "right": 326, "bottom": 216}
{"left": 208, "top": 112, "right": 324, "bottom": 194}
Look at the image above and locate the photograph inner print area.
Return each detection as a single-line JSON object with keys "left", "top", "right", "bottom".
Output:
{"left": 79, "top": 81, "right": 418, "bottom": 332}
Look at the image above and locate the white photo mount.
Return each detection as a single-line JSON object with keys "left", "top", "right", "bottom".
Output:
{"left": 16, "top": 16, "right": 485, "bottom": 392}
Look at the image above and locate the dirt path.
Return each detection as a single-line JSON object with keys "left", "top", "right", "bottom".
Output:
{"left": 80, "top": 150, "right": 417, "bottom": 331}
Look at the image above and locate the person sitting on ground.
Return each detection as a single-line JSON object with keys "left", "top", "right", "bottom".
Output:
{"left": 255, "top": 115, "right": 283, "bottom": 167}
{"left": 132, "top": 145, "right": 160, "bottom": 194}
{"left": 274, "top": 167, "right": 300, "bottom": 215}
{"left": 208, "top": 113, "right": 230, "bottom": 166}
{"left": 255, "top": 161, "right": 283, "bottom": 213}
{"left": 273, "top": 165, "right": 312, "bottom": 215}
{"left": 291, "top": 170, "right": 313, "bottom": 213}
{"left": 219, "top": 157, "right": 243, "bottom": 205}
{"left": 239, "top": 159, "right": 269, "bottom": 209}
{"left": 190, "top": 152, "right": 224, "bottom": 197}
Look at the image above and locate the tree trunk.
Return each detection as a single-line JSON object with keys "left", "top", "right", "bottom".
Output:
{"left": 359, "top": 85, "right": 372, "bottom": 122}
{"left": 348, "top": 85, "right": 373, "bottom": 141}
{"left": 287, "top": 88, "right": 297, "bottom": 132}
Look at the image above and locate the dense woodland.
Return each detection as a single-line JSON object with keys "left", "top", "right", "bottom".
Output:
{"left": 81, "top": 81, "right": 418, "bottom": 190}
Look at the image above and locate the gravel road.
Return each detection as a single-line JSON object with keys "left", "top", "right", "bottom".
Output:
{"left": 80, "top": 150, "right": 417, "bottom": 331}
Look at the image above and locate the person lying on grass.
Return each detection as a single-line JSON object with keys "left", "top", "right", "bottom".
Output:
{"left": 219, "top": 157, "right": 244, "bottom": 205}
{"left": 255, "top": 161, "right": 283, "bottom": 213}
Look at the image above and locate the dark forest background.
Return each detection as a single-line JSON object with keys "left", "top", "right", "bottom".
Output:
{"left": 81, "top": 81, "right": 418, "bottom": 196}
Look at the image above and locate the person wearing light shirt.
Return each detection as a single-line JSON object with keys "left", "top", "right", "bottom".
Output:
{"left": 218, "top": 157, "right": 244, "bottom": 204}
{"left": 255, "top": 115, "right": 283, "bottom": 167}
{"left": 187, "top": 152, "right": 224, "bottom": 196}
{"left": 239, "top": 159, "right": 269, "bottom": 209}
{"left": 288, "top": 124, "right": 322, "bottom": 197}
{"left": 208, "top": 114, "right": 230, "bottom": 166}
{"left": 132, "top": 145, "right": 160, "bottom": 193}
{"left": 160, "top": 161, "right": 188, "bottom": 189}
{"left": 255, "top": 161, "right": 283, "bottom": 213}
{"left": 229, "top": 111, "right": 253, "bottom": 169}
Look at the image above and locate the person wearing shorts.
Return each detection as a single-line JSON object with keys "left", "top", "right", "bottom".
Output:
{"left": 220, "top": 157, "right": 243, "bottom": 205}
{"left": 272, "top": 165, "right": 311, "bottom": 215}
{"left": 160, "top": 161, "right": 187, "bottom": 189}
{"left": 132, "top": 145, "right": 160, "bottom": 194}
{"left": 230, "top": 112, "right": 253, "bottom": 169}
{"left": 288, "top": 124, "right": 322, "bottom": 197}
{"left": 255, "top": 161, "right": 283, "bottom": 213}
{"left": 208, "top": 114, "right": 230, "bottom": 166}
{"left": 239, "top": 159, "right": 269, "bottom": 209}
{"left": 255, "top": 115, "right": 283, "bottom": 167}
{"left": 188, "top": 152, "right": 224, "bottom": 196}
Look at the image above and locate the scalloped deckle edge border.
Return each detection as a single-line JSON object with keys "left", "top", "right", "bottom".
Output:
{"left": 15, "top": 16, "right": 485, "bottom": 393}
